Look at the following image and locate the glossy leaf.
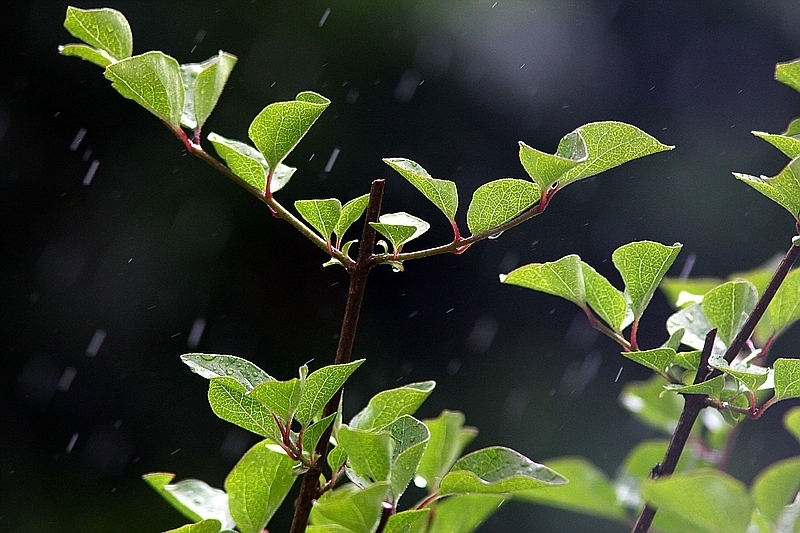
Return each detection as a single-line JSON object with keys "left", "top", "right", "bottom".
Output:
{"left": 248, "top": 91, "right": 330, "bottom": 169}
{"left": 143, "top": 473, "right": 235, "bottom": 529}
{"left": 370, "top": 213, "right": 430, "bottom": 254}
{"left": 751, "top": 457, "right": 800, "bottom": 525}
{"left": 180, "top": 51, "right": 237, "bottom": 130}
{"left": 208, "top": 132, "right": 296, "bottom": 193}
{"left": 734, "top": 157, "right": 800, "bottom": 220}
{"left": 786, "top": 407, "right": 800, "bottom": 444}
{"left": 295, "top": 360, "right": 364, "bottom": 426}
{"left": 767, "top": 268, "right": 800, "bottom": 333}
{"left": 466, "top": 178, "right": 540, "bottom": 235}
{"left": 776, "top": 57, "right": 800, "bottom": 93}
{"left": 385, "top": 415, "right": 430, "bottom": 501}
{"left": 701, "top": 280, "right": 757, "bottom": 347}
{"left": 384, "top": 158, "right": 458, "bottom": 220}
{"left": 310, "top": 482, "right": 389, "bottom": 533}
{"left": 774, "top": 358, "right": 800, "bottom": 401}
{"left": 664, "top": 375, "right": 726, "bottom": 399}
{"left": 619, "top": 375, "right": 682, "bottom": 433}
{"left": 62, "top": 6, "right": 132, "bottom": 64}
{"left": 622, "top": 348, "right": 675, "bottom": 376}
{"left": 350, "top": 381, "right": 436, "bottom": 431}
{"left": 302, "top": 412, "right": 336, "bottom": 455}
{"left": 207, "top": 377, "right": 281, "bottom": 441}
{"left": 708, "top": 355, "right": 770, "bottom": 393}
{"left": 439, "top": 446, "right": 567, "bottom": 495}
{"left": 295, "top": 199, "right": 342, "bottom": 242}
{"left": 501, "top": 255, "right": 585, "bottom": 306}
{"left": 515, "top": 457, "right": 625, "bottom": 520}
{"left": 181, "top": 353, "right": 273, "bottom": 391}
{"left": 641, "top": 469, "right": 752, "bottom": 533}
{"left": 59, "top": 44, "right": 115, "bottom": 69}
{"left": 666, "top": 303, "right": 727, "bottom": 355}
{"left": 582, "top": 262, "right": 630, "bottom": 331}
{"left": 384, "top": 509, "right": 430, "bottom": 533}
{"left": 165, "top": 520, "right": 222, "bottom": 533}
{"left": 416, "top": 410, "right": 478, "bottom": 491}
{"left": 334, "top": 194, "right": 370, "bottom": 245}
{"left": 105, "top": 51, "right": 185, "bottom": 128}
{"left": 518, "top": 140, "right": 584, "bottom": 192}
{"left": 225, "top": 442, "right": 297, "bottom": 533}
{"left": 249, "top": 377, "right": 303, "bottom": 424}
{"left": 612, "top": 241, "right": 682, "bottom": 320}
{"left": 427, "top": 494, "right": 506, "bottom": 533}
{"left": 337, "top": 425, "right": 394, "bottom": 486}
{"left": 752, "top": 130, "right": 800, "bottom": 158}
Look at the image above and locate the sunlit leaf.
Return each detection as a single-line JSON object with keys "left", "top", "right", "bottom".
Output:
{"left": 350, "top": 381, "right": 436, "bottom": 431}
{"left": 302, "top": 413, "right": 336, "bottom": 455}
{"left": 181, "top": 353, "right": 274, "bottom": 391}
{"left": 249, "top": 377, "right": 303, "bottom": 424}
{"left": 165, "top": 520, "right": 222, "bottom": 533}
{"left": 734, "top": 157, "right": 800, "bottom": 220}
{"left": 619, "top": 375, "right": 682, "bottom": 433}
{"left": 295, "top": 199, "right": 342, "bottom": 243}
{"left": 776, "top": 57, "right": 800, "bottom": 94}
{"left": 665, "top": 303, "right": 727, "bottom": 355}
{"left": 582, "top": 262, "right": 630, "bottom": 331}
{"left": 466, "top": 178, "right": 540, "bottom": 235}
{"left": 664, "top": 375, "right": 726, "bottom": 399}
{"left": 338, "top": 425, "right": 394, "bottom": 486}
{"left": 774, "top": 358, "right": 800, "bottom": 401}
{"left": 612, "top": 241, "right": 682, "bottom": 320}
{"left": 181, "top": 51, "right": 237, "bottom": 130}
{"left": 701, "top": 280, "right": 757, "bottom": 347}
{"left": 295, "top": 360, "right": 364, "bottom": 426}
{"left": 62, "top": 6, "right": 132, "bottom": 63}
{"left": 334, "top": 194, "right": 370, "bottom": 245}
{"left": 208, "top": 132, "right": 295, "bottom": 193}
{"left": 385, "top": 415, "right": 430, "bottom": 501}
{"left": 384, "top": 509, "right": 430, "bottom": 533}
{"left": 310, "top": 483, "right": 390, "bottom": 533}
{"left": 207, "top": 377, "right": 281, "bottom": 441}
{"left": 622, "top": 348, "right": 675, "bottom": 377}
{"left": 708, "top": 355, "right": 770, "bottom": 394}
{"left": 427, "top": 494, "right": 506, "bottom": 533}
{"left": 673, "top": 350, "right": 701, "bottom": 371}
{"left": 59, "top": 44, "right": 114, "bottom": 68}
{"left": 501, "top": 255, "right": 585, "bottom": 306}
{"left": 416, "top": 410, "right": 478, "bottom": 492}
{"left": 752, "top": 131, "right": 800, "bottom": 158}
{"left": 225, "top": 442, "right": 298, "bottom": 533}
{"left": 518, "top": 140, "right": 584, "bottom": 192}
{"left": 751, "top": 457, "right": 800, "bottom": 526}
{"left": 384, "top": 158, "right": 459, "bottom": 220}
{"left": 767, "top": 268, "right": 800, "bottom": 334}
{"left": 370, "top": 213, "right": 430, "bottom": 255}
{"left": 143, "top": 473, "right": 235, "bottom": 529}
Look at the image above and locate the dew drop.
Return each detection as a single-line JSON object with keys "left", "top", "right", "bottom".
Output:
{"left": 200, "top": 354, "right": 215, "bottom": 361}
{"left": 391, "top": 267, "right": 401, "bottom": 273}
{"left": 488, "top": 230, "right": 505, "bottom": 240}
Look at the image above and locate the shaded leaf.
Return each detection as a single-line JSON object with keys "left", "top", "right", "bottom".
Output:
{"left": 143, "top": 473, "right": 234, "bottom": 529}
{"left": 296, "top": 360, "right": 364, "bottom": 426}
{"left": 385, "top": 415, "right": 430, "bottom": 501}
{"left": 660, "top": 277, "right": 722, "bottom": 309}
{"left": 619, "top": 375, "right": 682, "bottom": 433}
{"left": 226, "top": 442, "right": 298, "bottom": 533}
{"left": 622, "top": 348, "right": 675, "bottom": 376}
{"left": 207, "top": 377, "right": 281, "bottom": 441}
{"left": 249, "top": 377, "right": 303, "bottom": 424}
{"left": 701, "top": 280, "right": 757, "bottom": 347}
{"left": 350, "top": 381, "right": 436, "bottom": 431}
{"left": 734, "top": 157, "right": 800, "bottom": 220}
{"left": 335, "top": 194, "right": 370, "bottom": 245}
{"left": 751, "top": 457, "right": 800, "bottom": 525}
{"left": 466, "top": 179, "right": 540, "bottom": 235}
{"left": 181, "top": 353, "right": 273, "bottom": 392}
{"left": 181, "top": 51, "right": 237, "bottom": 130}
{"left": 582, "top": 262, "right": 630, "bottom": 331}
{"left": 370, "top": 213, "right": 430, "bottom": 254}
{"left": 518, "top": 140, "right": 584, "bottom": 192}
{"left": 384, "top": 509, "right": 430, "bottom": 533}
{"left": 416, "top": 410, "right": 478, "bottom": 492}
{"left": 310, "top": 483, "right": 390, "bottom": 533}
{"left": 428, "top": 494, "right": 506, "bottom": 533}
{"left": 328, "top": 444, "right": 348, "bottom": 474}
{"left": 774, "top": 358, "right": 800, "bottom": 401}
{"left": 62, "top": 6, "right": 132, "bottom": 62}
{"left": 302, "top": 412, "right": 336, "bottom": 455}
{"left": 708, "top": 355, "right": 770, "bottom": 393}
{"left": 664, "top": 375, "right": 726, "bottom": 399}
{"left": 767, "top": 268, "right": 800, "bottom": 334}
{"left": 384, "top": 158, "right": 458, "bottom": 220}
{"left": 786, "top": 406, "right": 800, "bottom": 444}
{"left": 208, "top": 132, "right": 296, "bottom": 193}
{"left": 612, "top": 241, "right": 682, "bottom": 320}
{"left": 295, "top": 199, "right": 342, "bottom": 243}
{"left": 673, "top": 350, "right": 701, "bottom": 371}
{"left": 338, "top": 425, "right": 394, "bottom": 486}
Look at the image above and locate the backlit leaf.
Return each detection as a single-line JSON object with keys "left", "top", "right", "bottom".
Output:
{"left": 181, "top": 51, "right": 237, "bottom": 130}
{"left": 660, "top": 277, "right": 722, "bottom": 309}
{"left": 752, "top": 131, "right": 800, "bottom": 158}
{"left": 500, "top": 255, "right": 586, "bottom": 307}
{"left": 776, "top": 58, "right": 800, "bottom": 94}
{"left": 295, "top": 360, "right": 364, "bottom": 426}
{"left": 62, "top": 6, "right": 132, "bottom": 62}
{"left": 518, "top": 140, "right": 584, "bottom": 192}
{"left": 334, "top": 194, "right": 370, "bottom": 245}
{"left": 337, "top": 425, "right": 394, "bottom": 486}
{"left": 664, "top": 375, "right": 726, "bottom": 399}
{"left": 143, "top": 474, "right": 234, "bottom": 529}
{"left": 786, "top": 407, "right": 800, "bottom": 444}
{"left": 310, "top": 483, "right": 389, "bottom": 533}
{"left": 350, "top": 381, "right": 436, "bottom": 431}
{"left": 708, "top": 355, "right": 770, "bottom": 393}
{"left": 295, "top": 199, "right": 342, "bottom": 243}
{"left": 302, "top": 412, "right": 336, "bottom": 455}
{"left": 767, "top": 268, "right": 800, "bottom": 334}
{"left": 249, "top": 377, "right": 303, "bottom": 424}
{"left": 384, "top": 509, "right": 430, "bottom": 533}
{"left": 208, "top": 132, "right": 295, "bottom": 193}
{"left": 416, "top": 410, "right": 477, "bottom": 492}
{"left": 370, "top": 213, "right": 430, "bottom": 254}
{"left": 751, "top": 457, "right": 800, "bottom": 525}
{"left": 427, "top": 494, "right": 506, "bottom": 533}
{"left": 165, "top": 520, "right": 222, "bottom": 533}
{"left": 774, "top": 358, "right": 800, "bottom": 401}
{"left": 612, "top": 241, "right": 682, "bottom": 320}
{"left": 466, "top": 178, "right": 540, "bottom": 235}
{"left": 623, "top": 348, "right": 675, "bottom": 376}
{"left": 181, "top": 353, "right": 273, "bottom": 391}
{"left": 384, "top": 158, "right": 459, "bottom": 220}
{"left": 207, "top": 377, "right": 281, "bottom": 441}
{"left": 701, "top": 280, "right": 757, "bottom": 347}
{"left": 582, "top": 262, "right": 630, "bottom": 331}
{"left": 385, "top": 415, "right": 430, "bottom": 501}
{"left": 734, "top": 157, "right": 800, "bottom": 220}
{"left": 665, "top": 303, "right": 727, "bottom": 355}
{"left": 59, "top": 44, "right": 114, "bottom": 68}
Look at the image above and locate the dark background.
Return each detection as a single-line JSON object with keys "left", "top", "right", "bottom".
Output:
{"left": 3, "top": 1, "right": 800, "bottom": 532}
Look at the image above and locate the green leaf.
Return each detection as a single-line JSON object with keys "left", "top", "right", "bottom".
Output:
{"left": 328, "top": 444, "right": 348, "bottom": 473}
{"left": 165, "top": 520, "right": 222, "bottom": 533}
{"left": 518, "top": 140, "right": 585, "bottom": 192}
{"left": 751, "top": 457, "right": 800, "bottom": 525}
{"left": 105, "top": 51, "right": 185, "bottom": 128}
{"left": 673, "top": 350, "right": 701, "bottom": 371}
{"left": 641, "top": 469, "right": 752, "bottom": 533}
{"left": 774, "top": 358, "right": 800, "bottom": 401}
{"left": 612, "top": 241, "right": 682, "bottom": 320}
{"left": 666, "top": 303, "right": 727, "bottom": 355}
{"left": 350, "top": 381, "right": 436, "bottom": 431}
{"left": 660, "top": 277, "right": 722, "bottom": 309}
{"left": 225, "top": 441, "right": 298, "bottom": 533}
{"left": 786, "top": 407, "right": 800, "bottom": 444}
{"left": 62, "top": 6, "right": 132, "bottom": 62}
{"left": 701, "top": 280, "right": 758, "bottom": 347}
{"left": 614, "top": 440, "right": 672, "bottom": 509}
{"left": 385, "top": 415, "right": 430, "bottom": 501}
{"left": 334, "top": 194, "right": 370, "bottom": 245}
{"left": 207, "top": 132, "right": 295, "bottom": 193}
{"left": 306, "top": 525, "right": 354, "bottom": 533}
{"left": 734, "top": 157, "right": 800, "bottom": 220}
{"left": 180, "top": 51, "right": 237, "bottom": 130}
{"left": 767, "top": 268, "right": 800, "bottom": 334}
{"left": 466, "top": 178, "right": 540, "bottom": 235}
{"left": 207, "top": 377, "right": 281, "bottom": 441}
{"left": 501, "top": 255, "right": 586, "bottom": 307}
{"left": 296, "top": 360, "right": 365, "bottom": 426}
{"left": 247, "top": 91, "right": 330, "bottom": 170}
{"left": 142, "top": 473, "right": 235, "bottom": 529}
{"left": 310, "top": 483, "right": 390, "bottom": 533}
{"left": 427, "top": 494, "right": 506, "bottom": 533}
{"left": 295, "top": 199, "right": 343, "bottom": 243}
{"left": 337, "top": 425, "right": 394, "bottom": 486}
{"left": 752, "top": 131, "right": 800, "bottom": 158}
{"left": 708, "top": 355, "right": 770, "bottom": 393}
{"left": 515, "top": 457, "right": 625, "bottom": 520}
{"left": 302, "top": 412, "right": 336, "bottom": 455}
{"left": 622, "top": 348, "right": 675, "bottom": 377}
{"left": 554, "top": 121, "right": 673, "bottom": 190}
{"left": 664, "top": 375, "right": 727, "bottom": 399}
{"left": 439, "top": 447, "right": 567, "bottom": 495}
{"left": 383, "top": 158, "right": 459, "bottom": 220}
{"left": 249, "top": 377, "right": 303, "bottom": 424}
{"left": 370, "top": 213, "right": 430, "bottom": 255}
{"left": 619, "top": 375, "right": 682, "bottom": 433}
{"left": 384, "top": 509, "right": 430, "bottom": 533}
{"left": 777, "top": 58, "right": 800, "bottom": 94}
{"left": 416, "top": 410, "right": 478, "bottom": 492}
{"left": 181, "top": 353, "right": 273, "bottom": 392}
{"left": 58, "top": 44, "right": 115, "bottom": 68}
{"left": 582, "top": 262, "right": 630, "bottom": 331}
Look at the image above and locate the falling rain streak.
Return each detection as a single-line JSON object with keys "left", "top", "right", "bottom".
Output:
{"left": 324, "top": 148, "right": 340, "bottom": 172}
{"left": 85, "top": 329, "right": 106, "bottom": 357}
{"left": 82, "top": 160, "right": 100, "bottom": 186}
{"left": 66, "top": 432, "right": 79, "bottom": 454}
{"left": 187, "top": 317, "right": 206, "bottom": 348}
{"left": 318, "top": 8, "right": 331, "bottom": 27}
{"left": 69, "top": 128, "right": 86, "bottom": 151}
{"left": 57, "top": 366, "right": 77, "bottom": 391}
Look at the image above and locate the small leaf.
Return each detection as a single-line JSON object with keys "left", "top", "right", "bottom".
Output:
{"left": 207, "top": 377, "right": 281, "bottom": 441}
{"left": 385, "top": 415, "right": 430, "bottom": 501}
{"left": 207, "top": 132, "right": 295, "bottom": 193}
{"left": 518, "top": 140, "right": 585, "bottom": 192}
{"left": 776, "top": 58, "right": 800, "bottom": 94}
{"left": 370, "top": 213, "right": 430, "bottom": 255}
{"left": 708, "top": 355, "right": 770, "bottom": 393}
{"left": 334, "top": 194, "right": 370, "bottom": 245}
{"left": 295, "top": 199, "right": 343, "bottom": 243}
{"left": 105, "top": 51, "right": 185, "bottom": 128}
{"left": 384, "top": 509, "right": 430, "bottom": 533}
{"left": 751, "top": 457, "right": 800, "bottom": 525}
{"left": 701, "top": 280, "right": 758, "bottom": 347}
{"left": 328, "top": 444, "right": 348, "bottom": 474}
{"left": 767, "top": 268, "right": 800, "bottom": 334}
{"left": 310, "top": 483, "right": 390, "bottom": 533}
{"left": 673, "top": 350, "right": 702, "bottom": 371}
{"left": 416, "top": 410, "right": 478, "bottom": 492}
{"left": 786, "top": 407, "right": 800, "bottom": 444}
{"left": 165, "top": 520, "right": 222, "bottom": 533}
{"left": 501, "top": 255, "right": 586, "bottom": 307}
{"left": 582, "top": 262, "right": 630, "bottom": 332}
{"left": 427, "top": 494, "right": 506, "bottom": 533}
{"left": 350, "top": 381, "right": 436, "bottom": 431}
{"left": 466, "top": 178, "right": 540, "bottom": 235}
{"left": 664, "top": 375, "right": 727, "bottom": 399}
{"left": 734, "top": 158, "right": 800, "bottom": 220}
{"left": 181, "top": 353, "right": 273, "bottom": 391}
{"left": 225, "top": 441, "right": 298, "bottom": 533}
{"left": 63, "top": 6, "right": 132, "bottom": 62}
{"left": 383, "top": 158, "right": 459, "bottom": 220}
{"left": 612, "top": 241, "right": 682, "bottom": 320}
{"left": 302, "top": 412, "right": 336, "bottom": 454}
{"left": 515, "top": 457, "right": 626, "bottom": 520}
{"left": 58, "top": 44, "right": 114, "bottom": 68}
{"left": 622, "top": 348, "right": 675, "bottom": 377}
{"left": 774, "top": 358, "right": 800, "bottom": 401}
{"left": 295, "top": 360, "right": 364, "bottom": 426}
{"left": 439, "top": 446, "right": 567, "bottom": 495}
{"left": 752, "top": 131, "right": 800, "bottom": 158}
{"left": 249, "top": 378, "right": 303, "bottom": 424}
{"left": 143, "top": 473, "right": 235, "bottom": 529}
{"left": 641, "top": 469, "right": 752, "bottom": 533}
{"left": 619, "top": 375, "right": 683, "bottom": 434}
{"left": 248, "top": 92, "right": 330, "bottom": 170}
{"left": 180, "top": 51, "right": 237, "bottom": 130}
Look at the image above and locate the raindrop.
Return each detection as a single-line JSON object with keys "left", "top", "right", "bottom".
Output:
{"left": 614, "top": 366, "right": 623, "bottom": 383}
{"left": 82, "top": 159, "right": 100, "bottom": 185}
{"left": 85, "top": 329, "right": 107, "bottom": 357}
{"left": 57, "top": 367, "right": 77, "bottom": 392}
{"left": 324, "top": 147, "right": 340, "bottom": 173}
{"left": 66, "top": 432, "right": 79, "bottom": 454}
{"left": 413, "top": 475, "right": 427, "bottom": 489}
{"left": 69, "top": 128, "right": 87, "bottom": 151}
{"left": 407, "top": 311, "right": 418, "bottom": 318}
{"left": 394, "top": 69, "right": 422, "bottom": 102}
{"left": 391, "top": 267, "right": 401, "bottom": 273}
{"left": 466, "top": 316, "right": 498, "bottom": 353}
{"left": 487, "top": 230, "right": 505, "bottom": 240}
{"left": 445, "top": 308, "right": 454, "bottom": 314}
{"left": 200, "top": 354, "right": 214, "bottom": 361}
{"left": 446, "top": 359, "right": 461, "bottom": 375}
{"left": 170, "top": 448, "right": 181, "bottom": 455}
{"left": 193, "top": 29, "right": 207, "bottom": 45}
{"left": 346, "top": 88, "right": 360, "bottom": 103}
{"left": 318, "top": 7, "right": 331, "bottom": 27}
{"left": 193, "top": 497, "right": 204, "bottom": 505}
{"left": 187, "top": 317, "right": 206, "bottom": 348}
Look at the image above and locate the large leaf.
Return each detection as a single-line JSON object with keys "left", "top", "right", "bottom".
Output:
{"left": 466, "top": 178, "right": 540, "bottom": 235}
{"left": 752, "top": 131, "right": 800, "bottom": 158}
{"left": 665, "top": 303, "right": 727, "bottom": 355}
{"left": 105, "top": 51, "right": 185, "bottom": 128}
{"left": 612, "top": 241, "right": 682, "bottom": 320}
{"left": 385, "top": 415, "right": 430, "bottom": 501}
{"left": 225, "top": 442, "right": 298, "bottom": 533}
{"left": 439, "top": 446, "right": 567, "bottom": 495}
{"left": 165, "top": 520, "right": 222, "bottom": 533}
{"left": 295, "top": 199, "right": 342, "bottom": 243}
{"left": 350, "top": 381, "right": 436, "bottom": 431}
{"left": 249, "top": 377, "right": 303, "bottom": 424}
{"left": 619, "top": 375, "right": 682, "bottom": 433}
{"left": 207, "top": 132, "right": 295, "bottom": 193}
{"left": 383, "top": 158, "right": 458, "bottom": 220}
{"left": 181, "top": 353, "right": 273, "bottom": 392}
{"left": 181, "top": 51, "right": 237, "bottom": 130}
{"left": 310, "top": 483, "right": 390, "bottom": 533}
{"left": 776, "top": 57, "right": 800, "bottom": 94}
{"left": 751, "top": 457, "right": 800, "bottom": 526}
{"left": 295, "top": 360, "right": 364, "bottom": 426}
{"left": 143, "top": 474, "right": 235, "bottom": 530}
{"left": 334, "top": 194, "right": 370, "bottom": 245}
{"left": 337, "top": 425, "right": 394, "bottom": 486}
{"left": 701, "top": 280, "right": 757, "bottom": 347}
{"left": 641, "top": 469, "right": 752, "bottom": 533}
{"left": 734, "top": 157, "right": 800, "bottom": 220}
{"left": 415, "top": 410, "right": 478, "bottom": 491}
{"left": 516, "top": 457, "right": 625, "bottom": 520}
{"left": 427, "top": 494, "right": 506, "bottom": 533}
{"left": 518, "top": 139, "right": 585, "bottom": 192}
{"left": 767, "top": 268, "right": 800, "bottom": 334}
{"left": 774, "top": 358, "right": 800, "bottom": 401}
{"left": 501, "top": 255, "right": 586, "bottom": 306}
{"left": 207, "top": 377, "right": 281, "bottom": 441}
{"left": 384, "top": 509, "right": 430, "bottom": 533}
{"left": 62, "top": 6, "right": 132, "bottom": 66}
{"left": 248, "top": 91, "right": 330, "bottom": 169}
{"left": 370, "top": 213, "right": 430, "bottom": 255}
